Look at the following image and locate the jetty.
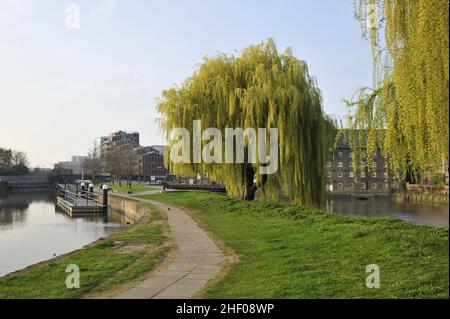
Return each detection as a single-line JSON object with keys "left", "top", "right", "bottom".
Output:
{"left": 56, "top": 183, "right": 107, "bottom": 216}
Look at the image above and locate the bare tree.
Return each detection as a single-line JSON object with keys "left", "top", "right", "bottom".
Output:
{"left": 102, "top": 148, "right": 125, "bottom": 186}
{"left": 123, "top": 147, "right": 139, "bottom": 188}
{"left": 0, "top": 148, "right": 29, "bottom": 175}
{"left": 85, "top": 141, "right": 102, "bottom": 183}
{"left": 11, "top": 151, "right": 29, "bottom": 167}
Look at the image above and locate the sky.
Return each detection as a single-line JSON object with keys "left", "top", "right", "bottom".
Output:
{"left": 0, "top": 0, "right": 373, "bottom": 168}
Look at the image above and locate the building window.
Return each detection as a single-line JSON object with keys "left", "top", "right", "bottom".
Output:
{"left": 338, "top": 183, "right": 343, "bottom": 190}
{"left": 338, "top": 172, "right": 343, "bottom": 178}
{"left": 372, "top": 171, "right": 377, "bottom": 178}
{"left": 338, "top": 162, "right": 343, "bottom": 168}
{"left": 361, "top": 171, "right": 366, "bottom": 178}
{"left": 327, "top": 162, "right": 332, "bottom": 168}
{"left": 372, "top": 161, "right": 377, "bottom": 168}
{"left": 384, "top": 183, "right": 389, "bottom": 189}
{"left": 349, "top": 151, "right": 353, "bottom": 158}
{"left": 349, "top": 171, "right": 354, "bottom": 178}
{"left": 384, "top": 161, "right": 388, "bottom": 168}
{"left": 327, "top": 172, "right": 332, "bottom": 178}
{"left": 383, "top": 171, "right": 388, "bottom": 178}
{"left": 349, "top": 161, "right": 353, "bottom": 168}
{"left": 361, "top": 183, "right": 366, "bottom": 189}
{"left": 349, "top": 183, "right": 354, "bottom": 189}
{"left": 372, "top": 183, "right": 378, "bottom": 189}
{"left": 362, "top": 161, "right": 366, "bottom": 167}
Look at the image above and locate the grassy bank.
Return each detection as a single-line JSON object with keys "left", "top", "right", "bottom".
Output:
{"left": 143, "top": 191, "right": 449, "bottom": 299}
{"left": 0, "top": 203, "right": 172, "bottom": 299}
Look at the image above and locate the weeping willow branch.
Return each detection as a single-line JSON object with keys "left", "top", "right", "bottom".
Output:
{"left": 348, "top": 0, "right": 449, "bottom": 180}
{"left": 157, "top": 39, "right": 336, "bottom": 208}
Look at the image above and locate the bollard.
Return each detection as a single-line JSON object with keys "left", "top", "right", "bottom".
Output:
{"left": 88, "top": 183, "right": 94, "bottom": 202}
{"left": 80, "top": 183, "right": 86, "bottom": 199}
{"left": 102, "top": 185, "right": 109, "bottom": 213}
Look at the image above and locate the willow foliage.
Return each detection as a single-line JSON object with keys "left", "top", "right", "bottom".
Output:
{"left": 347, "top": 0, "right": 449, "bottom": 179}
{"left": 157, "top": 39, "right": 336, "bottom": 207}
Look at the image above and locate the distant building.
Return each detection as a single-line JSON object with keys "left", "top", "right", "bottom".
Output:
{"left": 100, "top": 131, "right": 140, "bottom": 153}
{"left": 54, "top": 156, "right": 87, "bottom": 175}
{"left": 327, "top": 136, "right": 395, "bottom": 193}
{"left": 136, "top": 145, "right": 169, "bottom": 180}
{"left": 151, "top": 145, "right": 166, "bottom": 156}
{"left": 99, "top": 130, "right": 169, "bottom": 180}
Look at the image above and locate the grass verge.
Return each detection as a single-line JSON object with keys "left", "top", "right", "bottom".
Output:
{"left": 0, "top": 203, "right": 173, "bottom": 299}
{"left": 142, "top": 191, "right": 449, "bottom": 299}
{"left": 109, "top": 184, "right": 159, "bottom": 194}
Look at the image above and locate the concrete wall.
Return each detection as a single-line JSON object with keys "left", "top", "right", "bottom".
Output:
{"left": 0, "top": 175, "right": 50, "bottom": 192}
{"left": 106, "top": 195, "right": 149, "bottom": 223}
{"left": 0, "top": 181, "right": 7, "bottom": 194}
{"left": 0, "top": 175, "right": 49, "bottom": 183}
{"left": 395, "top": 192, "right": 449, "bottom": 206}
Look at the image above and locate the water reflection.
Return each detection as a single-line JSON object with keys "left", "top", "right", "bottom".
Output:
{"left": 0, "top": 192, "right": 54, "bottom": 227}
{"left": 0, "top": 192, "right": 123, "bottom": 277}
{"left": 327, "top": 198, "right": 449, "bottom": 227}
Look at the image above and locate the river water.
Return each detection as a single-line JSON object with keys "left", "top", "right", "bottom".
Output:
{"left": 327, "top": 198, "right": 449, "bottom": 228}
{"left": 0, "top": 192, "right": 124, "bottom": 277}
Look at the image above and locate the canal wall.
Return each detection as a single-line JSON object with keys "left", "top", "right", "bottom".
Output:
{"left": 329, "top": 192, "right": 392, "bottom": 201}
{"left": 106, "top": 195, "right": 149, "bottom": 223}
{"left": 0, "top": 175, "right": 51, "bottom": 192}
{"left": 395, "top": 191, "right": 449, "bottom": 206}
{"left": 0, "top": 181, "right": 7, "bottom": 194}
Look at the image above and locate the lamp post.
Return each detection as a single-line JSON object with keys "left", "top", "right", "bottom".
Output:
{"left": 80, "top": 182, "right": 86, "bottom": 199}
{"left": 102, "top": 184, "right": 109, "bottom": 213}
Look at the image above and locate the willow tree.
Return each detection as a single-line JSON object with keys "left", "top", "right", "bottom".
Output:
{"left": 345, "top": 0, "right": 449, "bottom": 180}
{"left": 157, "top": 39, "right": 335, "bottom": 207}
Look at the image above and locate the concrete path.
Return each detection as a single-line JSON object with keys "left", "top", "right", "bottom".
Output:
{"left": 113, "top": 193, "right": 230, "bottom": 299}
{"left": 128, "top": 188, "right": 163, "bottom": 197}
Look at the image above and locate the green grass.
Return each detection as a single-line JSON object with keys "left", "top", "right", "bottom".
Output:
{"left": 0, "top": 205, "right": 172, "bottom": 299}
{"left": 107, "top": 183, "right": 159, "bottom": 194}
{"left": 142, "top": 191, "right": 449, "bottom": 299}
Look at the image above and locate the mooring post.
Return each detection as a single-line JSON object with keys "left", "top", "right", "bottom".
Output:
{"left": 102, "top": 185, "right": 109, "bottom": 213}
{"left": 80, "top": 183, "right": 86, "bottom": 199}
{"left": 88, "top": 183, "right": 93, "bottom": 198}
{"left": 88, "top": 183, "right": 94, "bottom": 203}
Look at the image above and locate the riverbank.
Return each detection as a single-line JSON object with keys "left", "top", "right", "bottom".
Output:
{"left": 0, "top": 198, "right": 173, "bottom": 299}
{"left": 0, "top": 175, "right": 50, "bottom": 193}
{"left": 105, "top": 184, "right": 159, "bottom": 195}
{"left": 142, "top": 191, "right": 449, "bottom": 298}
{"left": 395, "top": 191, "right": 449, "bottom": 206}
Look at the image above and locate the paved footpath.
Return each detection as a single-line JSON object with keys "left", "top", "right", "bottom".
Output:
{"left": 113, "top": 192, "right": 230, "bottom": 299}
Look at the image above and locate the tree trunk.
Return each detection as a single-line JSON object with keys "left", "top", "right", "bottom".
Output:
{"left": 242, "top": 165, "right": 257, "bottom": 201}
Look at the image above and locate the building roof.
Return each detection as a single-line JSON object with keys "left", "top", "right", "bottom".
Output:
{"left": 152, "top": 145, "right": 166, "bottom": 155}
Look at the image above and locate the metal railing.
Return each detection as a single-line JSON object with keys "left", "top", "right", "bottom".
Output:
{"left": 163, "top": 182, "right": 227, "bottom": 193}
{"left": 56, "top": 183, "right": 101, "bottom": 208}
